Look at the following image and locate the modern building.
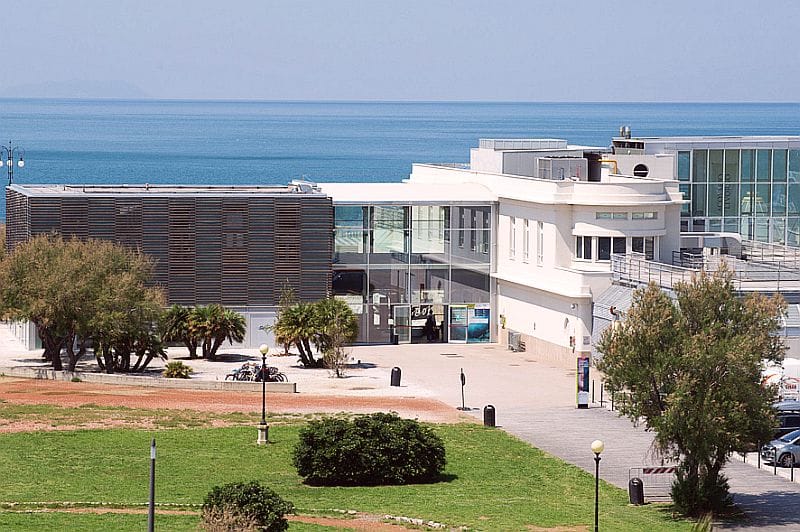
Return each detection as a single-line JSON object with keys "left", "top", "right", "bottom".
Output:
{"left": 610, "top": 131, "right": 800, "bottom": 245}
{"left": 6, "top": 133, "right": 800, "bottom": 361}
{"left": 5, "top": 183, "right": 333, "bottom": 348}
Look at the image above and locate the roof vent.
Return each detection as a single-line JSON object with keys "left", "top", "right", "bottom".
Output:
{"left": 619, "top": 125, "right": 632, "bottom": 139}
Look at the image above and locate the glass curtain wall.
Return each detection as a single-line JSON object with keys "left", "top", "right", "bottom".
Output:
{"left": 333, "top": 204, "right": 493, "bottom": 343}
{"left": 684, "top": 148, "right": 800, "bottom": 245}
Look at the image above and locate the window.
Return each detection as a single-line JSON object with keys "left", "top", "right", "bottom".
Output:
{"left": 537, "top": 221, "right": 544, "bottom": 265}
{"left": 509, "top": 216, "right": 516, "bottom": 259}
{"left": 597, "top": 237, "right": 611, "bottom": 261}
{"left": 677, "top": 151, "right": 691, "bottom": 181}
{"left": 632, "top": 236, "right": 655, "bottom": 260}
{"left": 522, "top": 219, "right": 530, "bottom": 262}
{"left": 613, "top": 237, "right": 626, "bottom": 255}
{"left": 596, "top": 212, "right": 612, "bottom": 220}
{"left": 576, "top": 236, "right": 592, "bottom": 260}
{"left": 613, "top": 212, "right": 628, "bottom": 220}
{"left": 631, "top": 212, "right": 658, "bottom": 220}
{"left": 597, "top": 212, "right": 628, "bottom": 220}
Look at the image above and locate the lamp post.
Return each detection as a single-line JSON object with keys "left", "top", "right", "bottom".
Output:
{"left": 257, "top": 344, "right": 269, "bottom": 445}
{"left": 591, "top": 439, "right": 604, "bottom": 532}
{"left": 1, "top": 141, "right": 25, "bottom": 186}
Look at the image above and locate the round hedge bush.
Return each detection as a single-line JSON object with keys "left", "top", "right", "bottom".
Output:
{"left": 202, "top": 481, "right": 293, "bottom": 532}
{"left": 292, "top": 412, "right": 446, "bottom": 486}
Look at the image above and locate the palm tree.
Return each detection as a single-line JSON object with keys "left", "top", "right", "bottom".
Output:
{"left": 314, "top": 298, "right": 359, "bottom": 377}
{"left": 207, "top": 308, "right": 246, "bottom": 359}
{"left": 189, "top": 305, "right": 247, "bottom": 360}
{"left": 273, "top": 302, "right": 322, "bottom": 367}
{"left": 161, "top": 305, "right": 198, "bottom": 358}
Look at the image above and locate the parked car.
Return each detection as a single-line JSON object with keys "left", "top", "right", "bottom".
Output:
{"left": 774, "top": 400, "right": 800, "bottom": 439}
{"left": 761, "top": 429, "right": 800, "bottom": 468}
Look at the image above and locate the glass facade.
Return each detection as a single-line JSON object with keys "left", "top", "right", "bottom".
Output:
{"left": 333, "top": 204, "right": 493, "bottom": 344}
{"left": 683, "top": 148, "right": 800, "bottom": 245}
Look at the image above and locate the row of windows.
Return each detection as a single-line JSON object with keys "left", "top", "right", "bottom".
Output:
{"left": 678, "top": 149, "right": 800, "bottom": 184}
{"left": 509, "top": 216, "right": 544, "bottom": 265}
{"left": 595, "top": 211, "right": 658, "bottom": 220}
{"left": 684, "top": 182, "right": 800, "bottom": 218}
{"left": 682, "top": 217, "right": 800, "bottom": 247}
{"left": 575, "top": 236, "right": 656, "bottom": 261}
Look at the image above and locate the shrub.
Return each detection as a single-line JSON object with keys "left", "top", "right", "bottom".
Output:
{"left": 202, "top": 481, "right": 293, "bottom": 532}
{"left": 671, "top": 462, "right": 732, "bottom": 517}
{"left": 293, "top": 412, "right": 446, "bottom": 486}
{"left": 162, "top": 361, "right": 193, "bottom": 379}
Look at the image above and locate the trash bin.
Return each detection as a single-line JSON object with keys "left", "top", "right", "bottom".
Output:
{"left": 483, "top": 405, "right": 496, "bottom": 427}
{"left": 390, "top": 366, "right": 402, "bottom": 387}
{"left": 628, "top": 477, "right": 644, "bottom": 505}
{"left": 391, "top": 332, "right": 399, "bottom": 345}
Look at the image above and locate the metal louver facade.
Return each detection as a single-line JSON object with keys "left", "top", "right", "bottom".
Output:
{"left": 5, "top": 185, "right": 333, "bottom": 307}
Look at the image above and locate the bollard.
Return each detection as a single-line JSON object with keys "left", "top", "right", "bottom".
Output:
{"left": 600, "top": 383, "right": 604, "bottom": 407}
{"left": 483, "top": 405, "right": 496, "bottom": 427}
{"left": 591, "top": 380, "right": 595, "bottom": 404}
{"left": 390, "top": 366, "right": 402, "bottom": 387}
{"left": 628, "top": 477, "right": 644, "bottom": 505}
{"left": 758, "top": 441, "right": 761, "bottom": 469}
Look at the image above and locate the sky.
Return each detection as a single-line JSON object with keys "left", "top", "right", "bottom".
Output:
{"left": 2, "top": 0, "right": 799, "bottom": 102}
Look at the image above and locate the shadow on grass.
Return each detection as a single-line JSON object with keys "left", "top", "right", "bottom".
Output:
{"left": 302, "top": 472, "right": 459, "bottom": 488}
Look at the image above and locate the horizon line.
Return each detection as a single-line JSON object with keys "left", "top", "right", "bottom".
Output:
{"left": 1, "top": 97, "right": 800, "bottom": 105}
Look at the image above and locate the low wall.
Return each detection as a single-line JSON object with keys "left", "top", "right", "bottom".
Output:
{"left": 0, "top": 366, "right": 297, "bottom": 393}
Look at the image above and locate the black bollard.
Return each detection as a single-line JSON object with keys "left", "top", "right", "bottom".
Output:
{"left": 483, "top": 405, "right": 496, "bottom": 427}
{"left": 390, "top": 366, "right": 402, "bottom": 387}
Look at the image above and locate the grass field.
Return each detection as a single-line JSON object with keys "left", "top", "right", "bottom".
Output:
{"left": 0, "top": 404, "right": 691, "bottom": 531}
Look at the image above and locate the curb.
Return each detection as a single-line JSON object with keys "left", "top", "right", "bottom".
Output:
{"left": 0, "top": 366, "right": 297, "bottom": 393}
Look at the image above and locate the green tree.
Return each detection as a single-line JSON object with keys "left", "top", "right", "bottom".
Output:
{"left": 270, "top": 298, "right": 359, "bottom": 371}
{"left": 596, "top": 265, "right": 785, "bottom": 516}
{"left": 314, "top": 298, "right": 359, "bottom": 377}
{"left": 161, "top": 305, "right": 199, "bottom": 358}
{"left": 272, "top": 281, "right": 298, "bottom": 355}
{"left": 0, "top": 223, "right": 6, "bottom": 260}
{"left": 0, "top": 234, "right": 164, "bottom": 372}
{"left": 189, "top": 304, "right": 246, "bottom": 360}
{"left": 271, "top": 302, "right": 322, "bottom": 368}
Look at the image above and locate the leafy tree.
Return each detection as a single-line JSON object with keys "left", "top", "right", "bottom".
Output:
{"left": 0, "top": 234, "right": 165, "bottom": 372}
{"left": 189, "top": 304, "right": 246, "bottom": 360}
{"left": 0, "top": 223, "right": 6, "bottom": 260}
{"left": 270, "top": 298, "right": 359, "bottom": 372}
{"left": 273, "top": 281, "right": 298, "bottom": 355}
{"left": 596, "top": 265, "right": 785, "bottom": 516}
{"left": 272, "top": 302, "right": 321, "bottom": 368}
{"left": 314, "top": 298, "right": 359, "bottom": 377}
{"left": 161, "top": 305, "right": 199, "bottom": 358}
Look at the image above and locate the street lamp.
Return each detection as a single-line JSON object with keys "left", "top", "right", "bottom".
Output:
{"left": 591, "top": 439, "right": 604, "bottom": 532}
{"left": 257, "top": 344, "right": 269, "bottom": 445}
{"left": 0, "top": 141, "right": 25, "bottom": 186}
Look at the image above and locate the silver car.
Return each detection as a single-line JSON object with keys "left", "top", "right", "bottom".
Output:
{"left": 762, "top": 429, "right": 800, "bottom": 468}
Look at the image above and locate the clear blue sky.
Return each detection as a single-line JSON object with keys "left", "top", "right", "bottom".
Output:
{"left": 3, "top": 0, "right": 799, "bottom": 101}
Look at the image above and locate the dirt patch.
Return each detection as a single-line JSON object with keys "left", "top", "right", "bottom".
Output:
{"left": 0, "top": 377, "right": 470, "bottom": 431}
{"left": 2, "top": 507, "right": 430, "bottom": 530}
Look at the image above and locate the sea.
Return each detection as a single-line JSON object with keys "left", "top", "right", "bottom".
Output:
{"left": 2, "top": 99, "right": 800, "bottom": 220}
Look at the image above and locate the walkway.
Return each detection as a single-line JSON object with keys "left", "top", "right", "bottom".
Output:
{"left": 354, "top": 343, "right": 800, "bottom": 531}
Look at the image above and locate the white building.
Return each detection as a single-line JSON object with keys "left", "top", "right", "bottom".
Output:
{"left": 321, "top": 138, "right": 684, "bottom": 365}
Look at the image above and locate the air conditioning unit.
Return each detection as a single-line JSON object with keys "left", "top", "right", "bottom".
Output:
{"left": 508, "top": 330, "right": 525, "bottom": 352}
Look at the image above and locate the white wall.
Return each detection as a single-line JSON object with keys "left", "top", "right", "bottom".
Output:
{"left": 498, "top": 281, "right": 592, "bottom": 355}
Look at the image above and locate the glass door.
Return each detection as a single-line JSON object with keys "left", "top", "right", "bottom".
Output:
{"left": 449, "top": 305, "right": 468, "bottom": 343}
{"left": 392, "top": 305, "right": 412, "bottom": 344}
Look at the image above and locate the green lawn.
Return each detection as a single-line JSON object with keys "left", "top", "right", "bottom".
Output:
{"left": 0, "top": 406, "right": 691, "bottom": 531}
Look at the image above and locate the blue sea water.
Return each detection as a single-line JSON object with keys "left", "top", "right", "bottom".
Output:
{"left": 2, "top": 99, "right": 800, "bottom": 220}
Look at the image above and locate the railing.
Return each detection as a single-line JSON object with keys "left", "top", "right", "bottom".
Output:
{"left": 612, "top": 253, "right": 695, "bottom": 290}
{"left": 615, "top": 252, "right": 800, "bottom": 295}
{"left": 742, "top": 240, "right": 800, "bottom": 270}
